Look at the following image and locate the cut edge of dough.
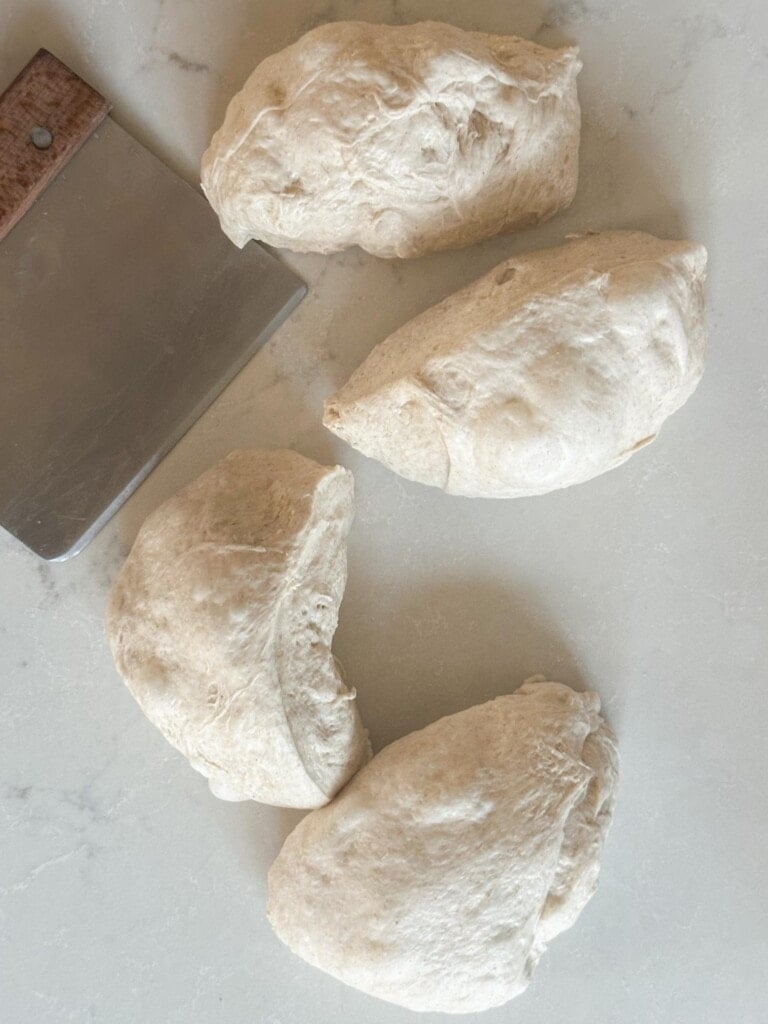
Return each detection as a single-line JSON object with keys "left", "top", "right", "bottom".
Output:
{"left": 272, "top": 464, "right": 372, "bottom": 803}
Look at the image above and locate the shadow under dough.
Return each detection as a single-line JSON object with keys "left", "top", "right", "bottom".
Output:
{"left": 230, "top": 573, "right": 589, "bottom": 879}
{"left": 336, "top": 573, "right": 588, "bottom": 753}
{"left": 227, "top": 800, "right": 307, "bottom": 880}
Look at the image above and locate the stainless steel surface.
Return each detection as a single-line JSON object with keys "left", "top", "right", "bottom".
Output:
{"left": 0, "top": 117, "right": 306, "bottom": 560}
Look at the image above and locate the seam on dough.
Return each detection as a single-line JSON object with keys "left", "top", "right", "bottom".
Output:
{"left": 217, "top": 67, "right": 327, "bottom": 168}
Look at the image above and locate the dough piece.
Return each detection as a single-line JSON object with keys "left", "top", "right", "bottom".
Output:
{"left": 324, "top": 230, "right": 707, "bottom": 497}
{"left": 201, "top": 21, "right": 581, "bottom": 258}
{"left": 268, "top": 678, "right": 618, "bottom": 1013}
{"left": 107, "top": 450, "right": 369, "bottom": 809}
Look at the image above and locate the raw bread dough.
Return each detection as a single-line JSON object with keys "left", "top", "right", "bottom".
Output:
{"left": 201, "top": 21, "right": 581, "bottom": 258}
{"left": 268, "top": 678, "right": 618, "bottom": 1013}
{"left": 107, "top": 450, "right": 369, "bottom": 809}
{"left": 324, "top": 230, "right": 707, "bottom": 497}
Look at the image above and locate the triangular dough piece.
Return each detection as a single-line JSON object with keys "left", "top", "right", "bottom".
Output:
{"left": 325, "top": 231, "right": 707, "bottom": 497}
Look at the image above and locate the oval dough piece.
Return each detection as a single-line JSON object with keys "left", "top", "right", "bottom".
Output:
{"left": 107, "top": 450, "right": 370, "bottom": 809}
{"left": 268, "top": 678, "right": 618, "bottom": 1013}
{"left": 201, "top": 21, "right": 581, "bottom": 258}
{"left": 324, "top": 230, "right": 707, "bottom": 497}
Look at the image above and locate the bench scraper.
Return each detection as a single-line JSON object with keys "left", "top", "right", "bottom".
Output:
{"left": 0, "top": 49, "right": 306, "bottom": 561}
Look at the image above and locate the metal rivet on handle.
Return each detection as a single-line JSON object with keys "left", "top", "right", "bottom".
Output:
{"left": 30, "top": 126, "right": 53, "bottom": 149}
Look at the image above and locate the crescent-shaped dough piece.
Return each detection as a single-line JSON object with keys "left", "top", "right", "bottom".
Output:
{"left": 268, "top": 678, "right": 618, "bottom": 1013}
{"left": 324, "top": 230, "right": 707, "bottom": 497}
{"left": 201, "top": 21, "right": 581, "bottom": 258}
{"left": 107, "top": 450, "right": 369, "bottom": 808}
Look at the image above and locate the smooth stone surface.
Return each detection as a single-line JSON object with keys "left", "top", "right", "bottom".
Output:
{"left": 1, "top": 2, "right": 766, "bottom": 1023}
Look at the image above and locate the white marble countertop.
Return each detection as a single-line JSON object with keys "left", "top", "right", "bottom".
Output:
{"left": 2, "top": 2, "right": 767, "bottom": 1022}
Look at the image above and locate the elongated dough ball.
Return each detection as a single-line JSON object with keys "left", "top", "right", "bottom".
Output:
{"left": 201, "top": 21, "right": 581, "bottom": 258}
{"left": 268, "top": 678, "right": 618, "bottom": 1013}
{"left": 107, "top": 450, "right": 369, "bottom": 809}
{"left": 324, "top": 230, "right": 707, "bottom": 497}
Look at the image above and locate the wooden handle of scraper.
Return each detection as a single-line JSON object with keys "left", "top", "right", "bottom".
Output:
{"left": 0, "top": 48, "right": 110, "bottom": 242}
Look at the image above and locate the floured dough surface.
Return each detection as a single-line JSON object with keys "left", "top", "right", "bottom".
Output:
{"left": 268, "top": 678, "right": 618, "bottom": 1013}
{"left": 107, "top": 450, "right": 369, "bottom": 809}
{"left": 201, "top": 21, "right": 581, "bottom": 258}
{"left": 324, "top": 230, "right": 707, "bottom": 497}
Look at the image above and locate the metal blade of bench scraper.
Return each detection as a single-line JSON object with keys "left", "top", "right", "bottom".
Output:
{"left": 0, "top": 116, "right": 306, "bottom": 561}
